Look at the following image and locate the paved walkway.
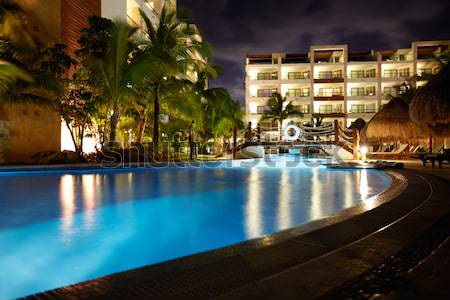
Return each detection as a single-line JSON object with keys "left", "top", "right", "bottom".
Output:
{"left": 380, "top": 165, "right": 450, "bottom": 300}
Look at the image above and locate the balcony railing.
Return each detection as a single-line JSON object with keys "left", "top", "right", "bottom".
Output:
{"left": 287, "top": 94, "right": 310, "bottom": 98}
{"left": 383, "top": 69, "right": 410, "bottom": 78}
{"left": 350, "top": 70, "right": 376, "bottom": 79}
{"left": 350, "top": 109, "right": 377, "bottom": 114}
{"left": 318, "top": 106, "right": 343, "bottom": 114}
{"left": 257, "top": 73, "right": 278, "bottom": 80}
{"left": 287, "top": 72, "right": 310, "bottom": 80}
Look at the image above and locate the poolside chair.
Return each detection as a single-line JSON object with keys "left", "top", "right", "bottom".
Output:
{"left": 368, "top": 144, "right": 410, "bottom": 159}
{"left": 409, "top": 145, "right": 420, "bottom": 153}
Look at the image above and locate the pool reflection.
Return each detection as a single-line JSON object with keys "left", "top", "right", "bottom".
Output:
{"left": 59, "top": 175, "right": 76, "bottom": 239}
{"left": 245, "top": 168, "right": 263, "bottom": 238}
{"left": 277, "top": 169, "right": 292, "bottom": 230}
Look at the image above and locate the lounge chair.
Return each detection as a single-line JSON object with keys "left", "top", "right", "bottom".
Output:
{"left": 415, "top": 149, "right": 450, "bottom": 168}
{"left": 367, "top": 144, "right": 410, "bottom": 159}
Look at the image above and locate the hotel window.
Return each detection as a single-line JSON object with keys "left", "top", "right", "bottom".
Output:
{"left": 350, "top": 104, "right": 365, "bottom": 113}
{"left": 318, "top": 87, "right": 342, "bottom": 97}
{"left": 351, "top": 87, "right": 365, "bottom": 96}
{"left": 399, "top": 68, "right": 410, "bottom": 77}
{"left": 259, "top": 120, "right": 279, "bottom": 130}
{"left": 319, "top": 105, "right": 333, "bottom": 114}
{"left": 318, "top": 71, "right": 332, "bottom": 79}
{"left": 331, "top": 56, "right": 343, "bottom": 63}
{"left": 366, "top": 103, "right": 376, "bottom": 113}
{"left": 257, "top": 72, "right": 278, "bottom": 80}
{"left": 365, "top": 86, "right": 376, "bottom": 96}
{"left": 288, "top": 71, "right": 310, "bottom": 80}
{"left": 333, "top": 69, "right": 343, "bottom": 78}
{"left": 418, "top": 68, "right": 433, "bottom": 76}
{"left": 350, "top": 70, "right": 365, "bottom": 78}
{"left": 257, "top": 106, "right": 270, "bottom": 114}
{"left": 318, "top": 70, "right": 342, "bottom": 79}
{"left": 318, "top": 104, "right": 342, "bottom": 114}
{"left": 391, "top": 54, "right": 406, "bottom": 62}
{"left": 365, "top": 69, "right": 376, "bottom": 78}
{"left": 383, "top": 69, "right": 398, "bottom": 78}
{"left": 384, "top": 87, "right": 398, "bottom": 96}
{"left": 287, "top": 88, "right": 310, "bottom": 97}
{"left": 301, "top": 104, "right": 311, "bottom": 114}
{"left": 293, "top": 104, "right": 310, "bottom": 114}
{"left": 257, "top": 88, "right": 278, "bottom": 97}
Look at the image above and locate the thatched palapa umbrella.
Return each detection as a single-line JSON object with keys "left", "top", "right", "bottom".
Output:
{"left": 349, "top": 118, "right": 366, "bottom": 131}
{"left": 365, "top": 98, "right": 428, "bottom": 142}
{"left": 410, "top": 64, "right": 450, "bottom": 136}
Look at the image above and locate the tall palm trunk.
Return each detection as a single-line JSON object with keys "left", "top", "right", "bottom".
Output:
{"left": 152, "top": 84, "right": 160, "bottom": 156}
{"left": 109, "top": 105, "right": 120, "bottom": 145}
{"left": 279, "top": 120, "right": 283, "bottom": 141}
{"left": 136, "top": 112, "right": 147, "bottom": 143}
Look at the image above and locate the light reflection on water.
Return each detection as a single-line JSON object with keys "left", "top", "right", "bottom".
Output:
{"left": 246, "top": 168, "right": 262, "bottom": 238}
{"left": 0, "top": 162, "right": 390, "bottom": 299}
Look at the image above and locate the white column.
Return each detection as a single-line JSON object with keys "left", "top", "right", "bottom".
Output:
{"left": 101, "top": 0, "right": 127, "bottom": 21}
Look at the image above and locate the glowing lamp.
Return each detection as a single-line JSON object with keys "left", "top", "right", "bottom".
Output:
{"left": 360, "top": 146, "right": 368, "bottom": 161}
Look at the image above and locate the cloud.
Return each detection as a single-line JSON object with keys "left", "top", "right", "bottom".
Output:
{"left": 179, "top": 0, "right": 450, "bottom": 102}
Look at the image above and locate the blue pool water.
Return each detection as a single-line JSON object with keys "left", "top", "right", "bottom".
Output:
{"left": 0, "top": 158, "right": 391, "bottom": 299}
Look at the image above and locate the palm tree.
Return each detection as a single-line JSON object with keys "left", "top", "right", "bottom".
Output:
{"left": 139, "top": 6, "right": 213, "bottom": 154}
{"left": 87, "top": 21, "right": 164, "bottom": 144}
{"left": 261, "top": 92, "right": 303, "bottom": 140}
{"left": 0, "top": 1, "right": 65, "bottom": 104}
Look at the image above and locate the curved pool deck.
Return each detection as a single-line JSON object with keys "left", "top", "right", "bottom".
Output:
{"left": 1, "top": 164, "right": 448, "bottom": 299}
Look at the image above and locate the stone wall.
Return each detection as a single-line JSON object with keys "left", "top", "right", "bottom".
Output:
{"left": 0, "top": 120, "right": 10, "bottom": 164}
{"left": 0, "top": 103, "right": 61, "bottom": 163}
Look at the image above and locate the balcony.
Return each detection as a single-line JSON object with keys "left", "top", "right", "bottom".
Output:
{"left": 349, "top": 109, "right": 377, "bottom": 114}
{"left": 257, "top": 72, "right": 278, "bottom": 81}
{"left": 382, "top": 69, "right": 410, "bottom": 80}
{"left": 315, "top": 105, "right": 345, "bottom": 118}
{"left": 314, "top": 71, "right": 344, "bottom": 83}
{"left": 286, "top": 72, "right": 310, "bottom": 80}
{"left": 256, "top": 89, "right": 278, "bottom": 98}
{"left": 286, "top": 89, "right": 310, "bottom": 98}
{"left": 314, "top": 78, "right": 344, "bottom": 84}
{"left": 349, "top": 104, "right": 377, "bottom": 114}
{"left": 314, "top": 95, "right": 344, "bottom": 101}
{"left": 348, "top": 87, "right": 377, "bottom": 98}
{"left": 348, "top": 69, "right": 377, "bottom": 81}
{"left": 315, "top": 89, "right": 344, "bottom": 101}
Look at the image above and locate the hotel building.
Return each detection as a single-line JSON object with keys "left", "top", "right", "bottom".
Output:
{"left": 0, "top": 0, "right": 175, "bottom": 163}
{"left": 245, "top": 40, "right": 450, "bottom": 140}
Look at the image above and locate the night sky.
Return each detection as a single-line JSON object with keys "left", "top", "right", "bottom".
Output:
{"left": 178, "top": 0, "right": 450, "bottom": 103}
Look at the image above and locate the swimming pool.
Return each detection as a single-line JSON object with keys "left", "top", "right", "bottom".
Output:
{"left": 0, "top": 158, "right": 391, "bottom": 299}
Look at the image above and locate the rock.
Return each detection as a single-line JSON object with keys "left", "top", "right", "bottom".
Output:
{"left": 32, "top": 150, "right": 87, "bottom": 164}
{"left": 62, "top": 150, "right": 87, "bottom": 163}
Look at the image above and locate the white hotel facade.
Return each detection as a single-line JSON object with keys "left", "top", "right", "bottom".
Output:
{"left": 245, "top": 40, "right": 450, "bottom": 139}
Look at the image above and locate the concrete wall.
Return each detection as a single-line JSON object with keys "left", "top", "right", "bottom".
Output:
{"left": 0, "top": 104, "right": 61, "bottom": 163}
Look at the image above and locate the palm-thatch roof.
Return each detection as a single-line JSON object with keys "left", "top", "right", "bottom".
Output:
{"left": 349, "top": 118, "right": 366, "bottom": 131}
{"left": 365, "top": 97, "right": 428, "bottom": 141}
{"left": 410, "top": 64, "right": 450, "bottom": 136}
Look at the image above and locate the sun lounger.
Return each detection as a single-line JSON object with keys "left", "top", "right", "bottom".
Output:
{"left": 367, "top": 144, "right": 410, "bottom": 159}
{"left": 415, "top": 149, "right": 450, "bottom": 168}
